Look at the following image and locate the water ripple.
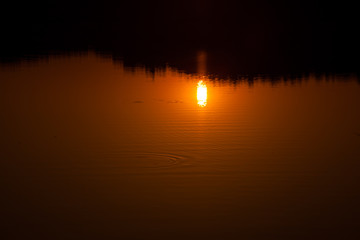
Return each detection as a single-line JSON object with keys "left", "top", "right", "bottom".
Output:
{"left": 103, "top": 151, "right": 190, "bottom": 172}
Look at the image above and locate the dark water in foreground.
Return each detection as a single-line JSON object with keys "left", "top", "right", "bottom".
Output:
{"left": 1, "top": 53, "right": 360, "bottom": 239}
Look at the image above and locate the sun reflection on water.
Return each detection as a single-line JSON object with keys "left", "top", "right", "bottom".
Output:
{"left": 197, "top": 80, "right": 207, "bottom": 107}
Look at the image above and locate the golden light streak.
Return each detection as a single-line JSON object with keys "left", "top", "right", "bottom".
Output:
{"left": 197, "top": 80, "right": 207, "bottom": 107}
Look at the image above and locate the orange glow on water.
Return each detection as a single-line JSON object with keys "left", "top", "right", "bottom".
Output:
{"left": 197, "top": 80, "right": 207, "bottom": 107}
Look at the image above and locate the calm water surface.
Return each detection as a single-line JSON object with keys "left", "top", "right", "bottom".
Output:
{"left": 1, "top": 53, "right": 360, "bottom": 239}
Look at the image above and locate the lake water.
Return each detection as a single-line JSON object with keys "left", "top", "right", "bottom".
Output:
{"left": 1, "top": 52, "right": 360, "bottom": 239}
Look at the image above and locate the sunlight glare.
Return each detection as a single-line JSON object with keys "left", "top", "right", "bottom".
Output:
{"left": 197, "top": 80, "right": 207, "bottom": 107}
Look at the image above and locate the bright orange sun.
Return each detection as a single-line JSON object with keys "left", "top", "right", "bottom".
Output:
{"left": 197, "top": 80, "right": 207, "bottom": 107}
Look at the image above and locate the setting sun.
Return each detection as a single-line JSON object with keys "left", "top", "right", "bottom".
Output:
{"left": 197, "top": 80, "right": 207, "bottom": 107}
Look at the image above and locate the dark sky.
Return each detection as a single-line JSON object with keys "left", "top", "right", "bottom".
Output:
{"left": 1, "top": 0, "right": 358, "bottom": 73}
